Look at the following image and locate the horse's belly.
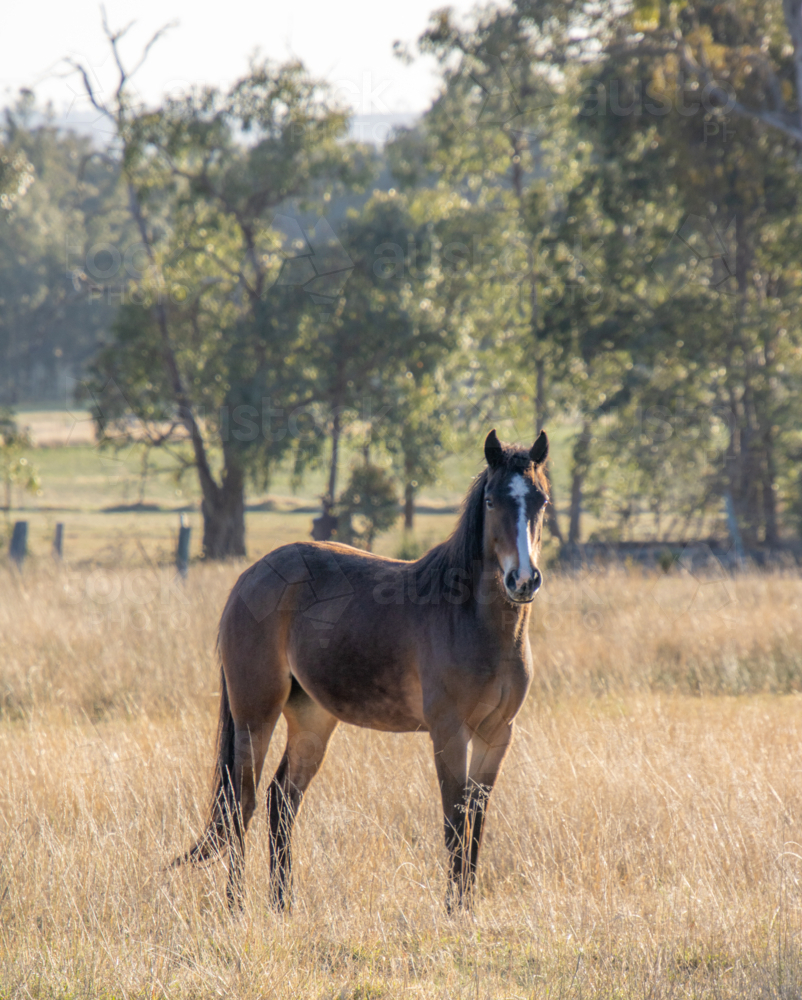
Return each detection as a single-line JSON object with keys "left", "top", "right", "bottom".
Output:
{"left": 289, "top": 645, "right": 426, "bottom": 734}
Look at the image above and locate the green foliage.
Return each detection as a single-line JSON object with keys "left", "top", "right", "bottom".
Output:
{"left": 0, "top": 95, "right": 126, "bottom": 404}
{"left": 388, "top": 0, "right": 802, "bottom": 546}
{"left": 0, "top": 409, "right": 40, "bottom": 512}
{"left": 336, "top": 464, "right": 399, "bottom": 550}
{"left": 0, "top": 148, "right": 33, "bottom": 210}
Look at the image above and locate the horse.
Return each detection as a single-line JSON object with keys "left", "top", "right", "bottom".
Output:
{"left": 175, "top": 428, "right": 550, "bottom": 912}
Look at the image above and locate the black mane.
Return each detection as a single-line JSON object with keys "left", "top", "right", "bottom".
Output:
{"left": 415, "top": 466, "right": 489, "bottom": 584}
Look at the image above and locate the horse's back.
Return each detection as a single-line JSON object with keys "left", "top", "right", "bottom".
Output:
{"left": 229, "top": 540, "right": 400, "bottom": 622}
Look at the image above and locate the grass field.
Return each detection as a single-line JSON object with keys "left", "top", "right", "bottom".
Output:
{"left": 1, "top": 411, "right": 800, "bottom": 997}
{"left": 2, "top": 561, "right": 802, "bottom": 999}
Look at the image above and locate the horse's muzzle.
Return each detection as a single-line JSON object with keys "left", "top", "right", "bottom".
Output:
{"left": 505, "top": 567, "right": 542, "bottom": 603}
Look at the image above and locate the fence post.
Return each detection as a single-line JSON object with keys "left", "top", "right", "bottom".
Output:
{"left": 53, "top": 523, "right": 64, "bottom": 560}
{"left": 9, "top": 521, "right": 28, "bottom": 566}
{"left": 176, "top": 515, "right": 191, "bottom": 578}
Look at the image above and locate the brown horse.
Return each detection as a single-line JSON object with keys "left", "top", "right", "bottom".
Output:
{"left": 176, "top": 428, "right": 550, "bottom": 911}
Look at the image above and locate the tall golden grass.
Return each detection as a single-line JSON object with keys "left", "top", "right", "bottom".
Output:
{"left": 1, "top": 560, "right": 802, "bottom": 998}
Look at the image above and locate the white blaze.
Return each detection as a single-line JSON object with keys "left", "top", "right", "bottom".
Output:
{"left": 509, "top": 474, "right": 533, "bottom": 582}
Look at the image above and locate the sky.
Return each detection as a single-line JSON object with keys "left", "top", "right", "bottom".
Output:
{"left": 1, "top": 0, "right": 477, "bottom": 141}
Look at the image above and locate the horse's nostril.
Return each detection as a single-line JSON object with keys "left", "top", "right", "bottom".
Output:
{"left": 505, "top": 570, "right": 517, "bottom": 592}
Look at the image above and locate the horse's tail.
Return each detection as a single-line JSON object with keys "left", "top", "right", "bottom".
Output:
{"left": 172, "top": 654, "right": 238, "bottom": 868}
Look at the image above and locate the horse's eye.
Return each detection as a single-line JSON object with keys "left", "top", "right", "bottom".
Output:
{"left": 485, "top": 497, "right": 494, "bottom": 510}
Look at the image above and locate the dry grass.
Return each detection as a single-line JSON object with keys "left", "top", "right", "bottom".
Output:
{"left": 2, "top": 562, "right": 802, "bottom": 998}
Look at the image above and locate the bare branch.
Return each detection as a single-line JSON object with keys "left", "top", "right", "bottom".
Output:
{"left": 99, "top": 5, "right": 134, "bottom": 106}
{"left": 66, "top": 59, "right": 110, "bottom": 118}
{"left": 97, "top": 6, "right": 175, "bottom": 111}
{"left": 129, "top": 22, "right": 178, "bottom": 80}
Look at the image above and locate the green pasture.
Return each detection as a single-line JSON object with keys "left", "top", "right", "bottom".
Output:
{"left": 3, "top": 408, "right": 578, "bottom": 566}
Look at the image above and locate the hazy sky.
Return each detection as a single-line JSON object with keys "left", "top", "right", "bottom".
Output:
{"left": 1, "top": 0, "right": 477, "bottom": 136}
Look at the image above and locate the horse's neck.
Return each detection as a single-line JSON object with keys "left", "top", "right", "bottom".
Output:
{"left": 414, "top": 543, "right": 531, "bottom": 643}
{"left": 474, "top": 559, "right": 532, "bottom": 645}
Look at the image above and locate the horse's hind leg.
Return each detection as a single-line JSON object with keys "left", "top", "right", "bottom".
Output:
{"left": 219, "top": 589, "right": 293, "bottom": 911}
{"left": 266, "top": 682, "right": 338, "bottom": 910}
{"left": 227, "top": 716, "right": 281, "bottom": 910}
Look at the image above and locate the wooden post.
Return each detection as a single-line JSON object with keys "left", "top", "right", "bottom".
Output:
{"left": 9, "top": 521, "right": 27, "bottom": 566}
{"left": 176, "top": 514, "right": 191, "bottom": 577}
{"left": 53, "top": 523, "right": 64, "bottom": 560}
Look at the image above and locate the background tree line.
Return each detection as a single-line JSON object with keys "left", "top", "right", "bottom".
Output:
{"left": 1, "top": 0, "right": 802, "bottom": 557}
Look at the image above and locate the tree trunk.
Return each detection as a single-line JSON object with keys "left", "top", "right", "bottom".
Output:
{"left": 201, "top": 455, "right": 246, "bottom": 559}
{"left": 326, "top": 405, "right": 341, "bottom": 514}
{"left": 568, "top": 422, "right": 592, "bottom": 546}
{"left": 739, "top": 378, "right": 761, "bottom": 547}
{"left": 762, "top": 423, "right": 779, "bottom": 546}
{"left": 535, "top": 355, "right": 545, "bottom": 441}
{"left": 732, "top": 212, "right": 762, "bottom": 547}
{"left": 513, "top": 129, "right": 562, "bottom": 547}
{"left": 126, "top": 179, "right": 246, "bottom": 559}
{"left": 404, "top": 482, "right": 415, "bottom": 530}
{"left": 534, "top": 330, "right": 564, "bottom": 543}
{"left": 545, "top": 482, "right": 564, "bottom": 544}
{"left": 568, "top": 472, "right": 583, "bottom": 545}
{"left": 760, "top": 325, "right": 780, "bottom": 547}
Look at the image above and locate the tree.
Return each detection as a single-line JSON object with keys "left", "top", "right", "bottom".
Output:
{"left": 293, "top": 191, "right": 457, "bottom": 534}
{"left": 399, "top": 1, "right": 629, "bottom": 542}
{"left": 336, "top": 463, "right": 399, "bottom": 550}
{"left": 75, "top": 17, "right": 368, "bottom": 557}
{"left": 584, "top": 0, "right": 802, "bottom": 545}
{"left": 409, "top": 0, "right": 802, "bottom": 546}
{"left": 382, "top": 372, "right": 451, "bottom": 530}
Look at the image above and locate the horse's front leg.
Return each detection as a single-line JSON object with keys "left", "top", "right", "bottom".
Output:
{"left": 430, "top": 716, "right": 470, "bottom": 912}
{"left": 465, "top": 714, "right": 514, "bottom": 889}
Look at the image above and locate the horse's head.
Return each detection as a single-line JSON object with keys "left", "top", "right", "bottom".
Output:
{"left": 482, "top": 428, "right": 549, "bottom": 604}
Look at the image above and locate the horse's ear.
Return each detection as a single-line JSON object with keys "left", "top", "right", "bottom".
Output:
{"left": 484, "top": 429, "right": 504, "bottom": 469}
{"left": 530, "top": 430, "right": 549, "bottom": 465}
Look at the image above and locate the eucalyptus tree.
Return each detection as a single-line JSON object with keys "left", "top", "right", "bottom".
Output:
{"left": 292, "top": 191, "right": 457, "bottom": 528}
{"left": 76, "top": 20, "right": 370, "bottom": 557}
{"left": 395, "top": 0, "right": 646, "bottom": 541}
{"left": 412, "top": 0, "right": 802, "bottom": 545}
{"left": 583, "top": 0, "right": 802, "bottom": 545}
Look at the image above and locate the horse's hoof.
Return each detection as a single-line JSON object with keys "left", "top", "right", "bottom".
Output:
{"left": 268, "top": 886, "right": 290, "bottom": 913}
{"left": 444, "top": 885, "right": 474, "bottom": 915}
{"left": 226, "top": 888, "right": 245, "bottom": 916}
